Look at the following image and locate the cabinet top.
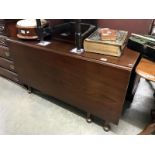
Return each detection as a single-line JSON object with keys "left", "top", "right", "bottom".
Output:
{"left": 7, "top": 37, "right": 140, "bottom": 71}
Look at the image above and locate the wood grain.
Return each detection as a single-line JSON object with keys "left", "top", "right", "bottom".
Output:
{"left": 136, "top": 58, "right": 155, "bottom": 82}
{"left": 7, "top": 38, "right": 140, "bottom": 124}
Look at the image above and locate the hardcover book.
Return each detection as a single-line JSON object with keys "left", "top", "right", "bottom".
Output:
{"left": 84, "top": 29, "right": 128, "bottom": 57}
{"left": 127, "top": 33, "right": 155, "bottom": 61}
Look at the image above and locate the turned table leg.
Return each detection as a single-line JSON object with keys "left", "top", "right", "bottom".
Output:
{"left": 28, "top": 86, "right": 32, "bottom": 94}
{"left": 103, "top": 121, "right": 111, "bottom": 132}
{"left": 86, "top": 112, "right": 92, "bottom": 123}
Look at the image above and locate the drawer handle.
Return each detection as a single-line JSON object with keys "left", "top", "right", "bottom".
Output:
{"left": 5, "top": 51, "right": 10, "bottom": 57}
{"left": 0, "top": 26, "right": 4, "bottom": 31}
{"left": 10, "top": 64, "right": 15, "bottom": 70}
{"left": 0, "top": 40, "right": 6, "bottom": 45}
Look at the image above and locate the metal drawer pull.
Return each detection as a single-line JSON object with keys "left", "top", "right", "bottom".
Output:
{"left": 0, "top": 40, "right": 6, "bottom": 45}
{"left": 5, "top": 51, "right": 10, "bottom": 57}
{"left": 0, "top": 26, "right": 4, "bottom": 31}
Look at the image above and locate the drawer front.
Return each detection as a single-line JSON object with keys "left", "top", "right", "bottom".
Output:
{"left": 0, "top": 57, "right": 16, "bottom": 72}
{"left": 0, "top": 46, "right": 12, "bottom": 60}
{"left": 0, "top": 66, "right": 19, "bottom": 83}
{"left": 0, "top": 35, "right": 7, "bottom": 46}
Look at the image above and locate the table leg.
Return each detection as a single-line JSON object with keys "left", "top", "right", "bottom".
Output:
{"left": 86, "top": 112, "right": 92, "bottom": 123}
{"left": 138, "top": 123, "right": 155, "bottom": 135}
{"left": 138, "top": 109, "right": 155, "bottom": 135}
{"left": 28, "top": 86, "right": 32, "bottom": 94}
{"left": 103, "top": 121, "right": 111, "bottom": 132}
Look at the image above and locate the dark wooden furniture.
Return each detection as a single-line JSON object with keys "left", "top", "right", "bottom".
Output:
{"left": 0, "top": 20, "right": 19, "bottom": 83}
{"left": 136, "top": 58, "right": 155, "bottom": 135}
{"left": 7, "top": 37, "right": 140, "bottom": 130}
{"left": 136, "top": 58, "right": 155, "bottom": 82}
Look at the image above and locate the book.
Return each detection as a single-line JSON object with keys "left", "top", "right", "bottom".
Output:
{"left": 84, "top": 29, "right": 128, "bottom": 57}
{"left": 127, "top": 34, "right": 155, "bottom": 62}
{"left": 131, "top": 33, "right": 155, "bottom": 43}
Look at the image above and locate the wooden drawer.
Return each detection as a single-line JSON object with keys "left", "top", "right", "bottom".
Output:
{"left": 0, "top": 66, "right": 19, "bottom": 83}
{"left": 0, "top": 57, "right": 16, "bottom": 72}
{"left": 0, "top": 46, "right": 12, "bottom": 60}
{"left": 0, "top": 35, "right": 7, "bottom": 46}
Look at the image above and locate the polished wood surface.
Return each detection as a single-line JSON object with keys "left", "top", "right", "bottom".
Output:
{"left": 136, "top": 58, "right": 155, "bottom": 82}
{"left": 136, "top": 58, "right": 155, "bottom": 135}
{"left": 7, "top": 38, "right": 140, "bottom": 124}
{"left": 8, "top": 38, "right": 139, "bottom": 70}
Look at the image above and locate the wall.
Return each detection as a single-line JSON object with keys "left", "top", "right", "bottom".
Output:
{"left": 47, "top": 19, "right": 153, "bottom": 35}
{"left": 97, "top": 19, "right": 153, "bottom": 35}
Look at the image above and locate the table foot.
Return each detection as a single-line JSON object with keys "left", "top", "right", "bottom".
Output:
{"left": 103, "top": 121, "right": 111, "bottom": 132}
{"left": 28, "top": 86, "right": 32, "bottom": 94}
{"left": 86, "top": 113, "right": 92, "bottom": 123}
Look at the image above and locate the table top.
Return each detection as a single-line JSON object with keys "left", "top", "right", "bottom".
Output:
{"left": 7, "top": 37, "right": 140, "bottom": 71}
{"left": 136, "top": 58, "right": 155, "bottom": 82}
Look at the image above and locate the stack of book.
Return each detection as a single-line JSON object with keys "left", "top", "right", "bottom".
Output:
{"left": 84, "top": 28, "right": 128, "bottom": 57}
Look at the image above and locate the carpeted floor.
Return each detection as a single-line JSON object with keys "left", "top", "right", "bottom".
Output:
{"left": 0, "top": 76, "right": 155, "bottom": 135}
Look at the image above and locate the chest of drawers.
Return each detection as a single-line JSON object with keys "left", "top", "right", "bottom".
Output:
{"left": 0, "top": 20, "right": 19, "bottom": 83}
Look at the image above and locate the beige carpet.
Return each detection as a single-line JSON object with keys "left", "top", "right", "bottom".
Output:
{"left": 0, "top": 76, "right": 154, "bottom": 135}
